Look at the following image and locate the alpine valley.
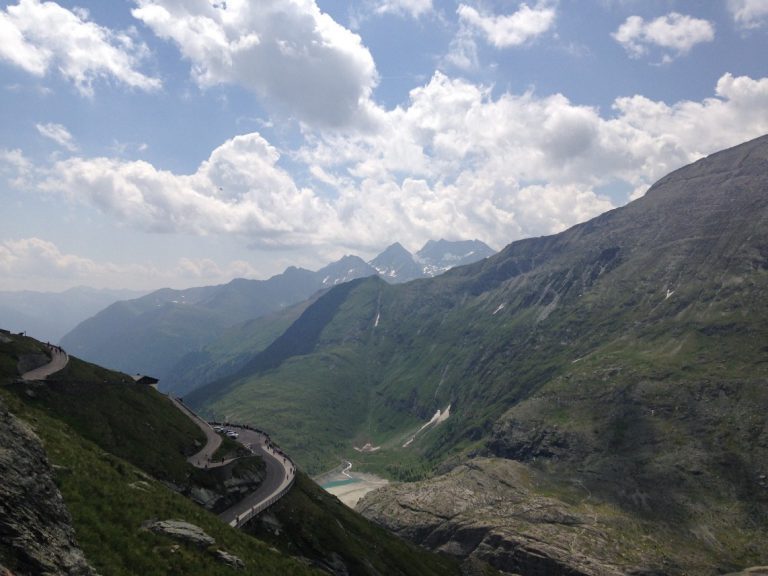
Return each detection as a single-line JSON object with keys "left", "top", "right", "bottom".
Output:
{"left": 3, "top": 136, "right": 768, "bottom": 576}
{"left": 59, "top": 239, "right": 494, "bottom": 390}
{"left": 183, "top": 135, "right": 768, "bottom": 574}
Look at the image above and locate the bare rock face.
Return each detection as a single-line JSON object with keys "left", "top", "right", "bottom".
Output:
{"left": 15, "top": 353, "right": 49, "bottom": 376}
{"left": 358, "top": 458, "right": 670, "bottom": 576}
{"left": 0, "top": 399, "right": 97, "bottom": 576}
{"left": 186, "top": 458, "right": 266, "bottom": 513}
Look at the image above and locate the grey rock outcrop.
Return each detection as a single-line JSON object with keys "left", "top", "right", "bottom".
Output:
{"left": 213, "top": 549, "right": 244, "bottom": 570}
{"left": 146, "top": 520, "right": 215, "bottom": 548}
{"left": 15, "top": 353, "right": 49, "bottom": 377}
{"left": 186, "top": 457, "right": 266, "bottom": 512}
{"left": 145, "top": 520, "right": 247, "bottom": 570}
{"left": 358, "top": 458, "right": 665, "bottom": 576}
{"left": 0, "top": 399, "right": 97, "bottom": 576}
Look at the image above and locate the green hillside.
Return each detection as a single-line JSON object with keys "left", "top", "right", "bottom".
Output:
{"left": 164, "top": 296, "right": 316, "bottom": 396}
{"left": 60, "top": 259, "right": 376, "bottom": 383}
{"left": 187, "top": 136, "right": 768, "bottom": 573}
{"left": 0, "top": 332, "right": 462, "bottom": 575}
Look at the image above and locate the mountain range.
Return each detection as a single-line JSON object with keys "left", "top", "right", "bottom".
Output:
{"left": 370, "top": 239, "right": 495, "bottom": 282}
{"left": 184, "top": 135, "right": 768, "bottom": 574}
{"left": 59, "top": 239, "right": 494, "bottom": 384}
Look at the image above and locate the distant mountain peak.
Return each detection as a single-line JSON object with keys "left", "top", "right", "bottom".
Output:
{"left": 414, "top": 239, "right": 496, "bottom": 278}
{"left": 379, "top": 242, "right": 411, "bottom": 256}
{"left": 318, "top": 255, "right": 377, "bottom": 287}
{"left": 368, "top": 239, "right": 496, "bottom": 283}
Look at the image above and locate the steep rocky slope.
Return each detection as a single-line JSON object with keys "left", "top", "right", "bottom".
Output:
{"left": 190, "top": 135, "right": 768, "bottom": 573}
{"left": 0, "top": 398, "right": 96, "bottom": 576}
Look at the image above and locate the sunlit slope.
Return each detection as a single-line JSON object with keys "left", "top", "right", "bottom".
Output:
{"left": 1, "top": 332, "right": 464, "bottom": 576}
{"left": 163, "top": 296, "right": 316, "bottom": 396}
{"left": 189, "top": 135, "right": 768, "bottom": 475}
{"left": 60, "top": 258, "right": 375, "bottom": 383}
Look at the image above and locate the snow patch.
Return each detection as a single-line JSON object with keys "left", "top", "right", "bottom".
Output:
{"left": 374, "top": 312, "right": 380, "bottom": 327}
{"left": 492, "top": 303, "right": 505, "bottom": 315}
{"left": 353, "top": 443, "right": 381, "bottom": 453}
{"left": 402, "top": 405, "right": 451, "bottom": 448}
{"left": 665, "top": 288, "right": 675, "bottom": 300}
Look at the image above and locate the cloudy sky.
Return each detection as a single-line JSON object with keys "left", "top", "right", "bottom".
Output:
{"left": 1, "top": 0, "right": 767, "bottom": 291}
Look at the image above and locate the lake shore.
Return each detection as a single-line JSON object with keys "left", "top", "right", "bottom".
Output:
{"left": 315, "top": 463, "right": 390, "bottom": 508}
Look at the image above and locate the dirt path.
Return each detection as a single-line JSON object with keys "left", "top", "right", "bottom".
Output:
{"left": 21, "top": 346, "right": 69, "bottom": 381}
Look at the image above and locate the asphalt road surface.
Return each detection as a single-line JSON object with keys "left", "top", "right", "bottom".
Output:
{"left": 218, "top": 426, "right": 295, "bottom": 526}
{"left": 21, "top": 345, "right": 69, "bottom": 381}
{"left": 169, "top": 397, "right": 225, "bottom": 468}
{"left": 166, "top": 399, "right": 295, "bottom": 525}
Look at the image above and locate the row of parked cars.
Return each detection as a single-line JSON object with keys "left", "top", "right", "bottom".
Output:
{"left": 213, "top": 425, "right": 239, "bottom": 439}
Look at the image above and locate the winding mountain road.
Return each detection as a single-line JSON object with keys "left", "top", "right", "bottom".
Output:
{"left": 168, "top": 399, "right": 295, "bottom": 527}
{"left": 217, "top": 426, "right": 295, "bottom": 527}
{"left": 169, "top": 396, "right": 226, "bottom": 467}
{"left": 21, "top": 345, "right": 69, "bottom": 381}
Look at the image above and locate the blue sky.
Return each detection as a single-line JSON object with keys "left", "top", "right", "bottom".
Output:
{"left": 1, "top": 0, "right": 767, "bottom": 291}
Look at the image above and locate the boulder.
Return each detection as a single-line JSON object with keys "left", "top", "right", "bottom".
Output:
{"left": 214, "top": 549, "right": 245, "bottom": 570}
{"left": 147, "top": 520, "right": 215, "bottom": 548}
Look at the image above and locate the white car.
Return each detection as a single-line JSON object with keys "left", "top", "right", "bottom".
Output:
{"left": 226, "top": 431, "right": 239, "bottom": 439}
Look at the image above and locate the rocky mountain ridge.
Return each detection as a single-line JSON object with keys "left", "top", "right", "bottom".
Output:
{"left": 188, "top": 135, "right": 768, "bottom": 574}
{"left": 59, "top": 239, "right": 494, "bottom": 386}
{"left": 370, "top": 239, "right": 495, "bottom": 283}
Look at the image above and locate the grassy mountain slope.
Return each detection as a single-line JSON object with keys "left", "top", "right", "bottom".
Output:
{"left": 188, "top": 135, "right": 768, "bottom": 573}
{"left": 0, "top": 332, "right": 462, "bottom": 576}
{"left": 6, "top": 355, "right": 206, "bottom": 483}
{"left": 163, "top": 296, "right": 317, "bottom": 396}
{"left": 60, "top": 259, "right": 375, "bottom": 383}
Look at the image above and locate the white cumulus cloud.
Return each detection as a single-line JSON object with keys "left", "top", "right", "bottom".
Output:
{"left": 36, "top": 123, "right": 77, "bottom": 151}
{"left": 0, "top": 148, "right": 33, "bottom": 187}
{"left": 374, "top": 0, "right": 432, "bottom": 18}
{"left": 131, "top": 0, "right": 378, "bottom": 129}
{"left": 613, "top": 12, "right": 715, "bottom": 61}
{"left": 728, "top": 0, "right": 768, "bottom": 29}
{"left": 0, "top": 237, "right": 101, "bottom": 280}
{"left": 39, "top": 132, "right": 336, "bottom": 247}
{"left": 0, "top": 0, "right": 160, "bottom": 96}
{"left": 8, "top": 73, "right": 768, "bottom": 262}
{"left": 457, "top": 1, "right": 557, "bottom": 48}
{"left": 0, "top": 237, "right": 259, "bottom": 290}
